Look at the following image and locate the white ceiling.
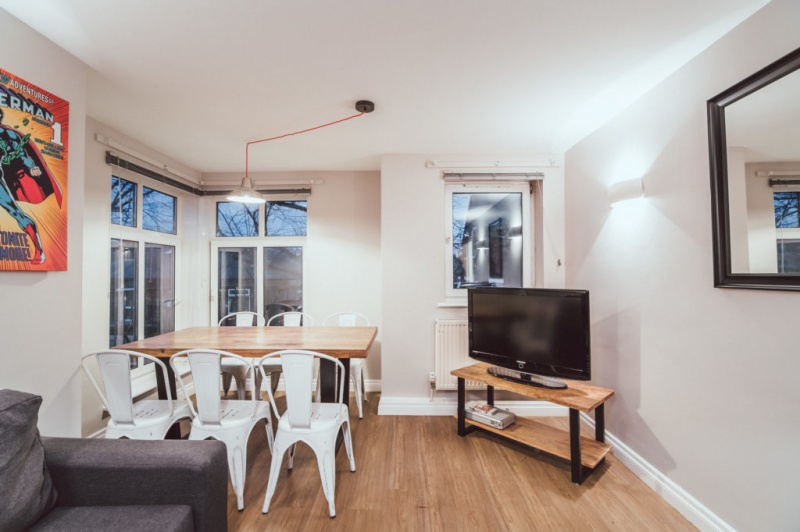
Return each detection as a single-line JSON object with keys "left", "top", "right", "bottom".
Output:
{"left": 0, "top": 0, "right": 769, "bottom": 174}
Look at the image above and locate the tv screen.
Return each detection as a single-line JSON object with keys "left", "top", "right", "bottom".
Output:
{"left": 468, "top": 287, "right": 591, "bottom": 387}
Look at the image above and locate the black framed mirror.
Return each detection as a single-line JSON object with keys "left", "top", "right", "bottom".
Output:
{"left": 708, "top": 46, "right": 800, "bottom": 290}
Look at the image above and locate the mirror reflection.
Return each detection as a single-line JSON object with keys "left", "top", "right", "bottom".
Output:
{"left": 722, "top": 62, "right": 800, "bottom": 274}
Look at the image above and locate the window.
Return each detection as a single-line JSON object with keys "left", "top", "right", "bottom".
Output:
{"left": 777, "top": 239, "right": 800, "bottom": 273}
{"left": 211, "top": 198, "right": 307, "bottom": 323}
{"left": 264, "top": 246, "right": 303, "bottom": 319}
{"left": 111, "top": 176, "right": 137, "bottom": 227}
{"left": 108, "top": 175, "right": 180, "bottom": 373}
{"left": 445, "top": 183, "right": 531, "bottom": 298}
{"left": 143, "top": 187, "right": 177, "bottom": 234}
{"left": 774, "top": 192, "right": 799, "bottom": 228}
{"left": 144, "top": 243, "right": 176, "bottom": 338}
{"left": 109, "top": 239, "right": 138, "bottom": 347}
{"left": 217, "top": 202, "right": 259, "bottom": 237}
{"left": 266, "top": 201, "right": 307, "bottom": 236}
{"left": 217, "top": 247, "right": 257, "bottom": 316}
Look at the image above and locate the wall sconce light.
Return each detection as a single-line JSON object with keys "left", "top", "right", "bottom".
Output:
{"left": 607, "top": 177, "right": 644, "bottom": 205}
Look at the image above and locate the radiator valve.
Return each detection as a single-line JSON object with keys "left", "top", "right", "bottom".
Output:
{"left": 429, "top": 372, "right": 436, "bottom": 388}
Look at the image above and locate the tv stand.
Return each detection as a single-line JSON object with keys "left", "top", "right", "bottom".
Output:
{"left": 488, "top": 365, "right": 567, "bottom": 389}
{"left": 452, "top": 363, "right": 614, "bottom": 484}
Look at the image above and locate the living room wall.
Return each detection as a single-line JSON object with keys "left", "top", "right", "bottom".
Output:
{"left": 378, "top": 154, "right": 566, "bottom": 409}
{"left": 564, "top": 0, "right": 800, "bottom": 529}
{"left": 0, "top": 10, "right": 87, "bottom": 436}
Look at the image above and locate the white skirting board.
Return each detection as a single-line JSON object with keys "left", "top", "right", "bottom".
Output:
{"left": 378, "top": 396, "right": 734, "bottom": 532}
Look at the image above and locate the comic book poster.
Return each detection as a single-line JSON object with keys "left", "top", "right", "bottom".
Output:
{"left": 0, "top": 68, "right": 68, "bottom": 271}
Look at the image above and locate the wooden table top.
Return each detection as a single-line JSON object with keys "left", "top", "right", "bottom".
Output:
{"left": 451, "top": 363, "right": 614, "bottom": 412}
{"left": 117, "top": 326, "right": 377, "bottom": 359}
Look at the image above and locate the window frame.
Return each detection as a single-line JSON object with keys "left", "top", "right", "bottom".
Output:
{"left": 109, "top": 171, "right": 182, "bottom": 385}
{"left": 444, "top": 182, "right": 533, "bottom": 299}
{"left": 209, "top": 236, "right": 306, "bottom": 325}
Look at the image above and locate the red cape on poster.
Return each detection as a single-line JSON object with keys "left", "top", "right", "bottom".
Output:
{"left": 3, "top": 129, "right": 63, "bottom": 207}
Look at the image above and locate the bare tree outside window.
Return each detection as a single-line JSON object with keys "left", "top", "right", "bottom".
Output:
{"left": 266, "top": 201, "right": 307, "bottom": 236}
{"left": 143, "top": 187, "right": 177, "bottom": 234}
{"left": 774, "top": 192, "right": 799, "bottom": 228}
{"left": 111, "top": 176, "right": 137, "bottom": 227}
{"left": 217, "top": 202, "right": 259, "bottom": 236}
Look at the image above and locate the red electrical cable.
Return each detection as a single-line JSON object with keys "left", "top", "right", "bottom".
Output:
{"left": 245, "top": 111, "right": 366, "bottom": 177}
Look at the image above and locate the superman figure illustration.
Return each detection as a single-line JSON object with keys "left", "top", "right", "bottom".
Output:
{"left": 0, "top": 108, "right": 62, "bottom": 264}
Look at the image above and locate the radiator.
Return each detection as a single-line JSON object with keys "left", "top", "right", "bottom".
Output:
{"left": 434, "top": 319, "right": 483, "bottom": 390}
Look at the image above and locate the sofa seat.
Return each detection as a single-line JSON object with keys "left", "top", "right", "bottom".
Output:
{"left": 0, "top": 389, "right": 229, "bottom": 532}
{"left": 28, "top": 504, "right": 194, "bottom": 532}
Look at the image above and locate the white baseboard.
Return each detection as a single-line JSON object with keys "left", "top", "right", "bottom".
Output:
{"left": 377, "top": 395, "right": 732, "bottom": 532}
{"left": 584, "top": 413, "right": 734, "bottom": 532}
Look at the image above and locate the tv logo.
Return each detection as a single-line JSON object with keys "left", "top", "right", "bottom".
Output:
{"left": 516, "top": 361, "right": 526, "bottom": 369}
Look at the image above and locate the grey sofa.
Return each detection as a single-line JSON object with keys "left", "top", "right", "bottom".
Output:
{"left": 0, "top": 389, "right": 228, "bottom": 532}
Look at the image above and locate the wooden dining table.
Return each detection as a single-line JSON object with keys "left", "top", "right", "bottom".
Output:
{"left": 118, "top": 325, "right": 377, "bottom": 428}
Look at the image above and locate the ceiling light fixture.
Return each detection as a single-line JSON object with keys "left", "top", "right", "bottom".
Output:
{"left": 227, "top": 100, "right": 375, "bottom": 204}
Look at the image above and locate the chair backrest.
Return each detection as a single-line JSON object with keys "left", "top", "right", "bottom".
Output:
{"left": 218, "top": 311, "right": 265, "bottom": 327}
{"left": 267, "top": 311, "right": 314, "bottom": 327}
{"left": 170, "top": 349, "right": 259, "bottom": 426}
{"left": 323, "top": 312, "right": 370, "bottom": 327}
{"left": 258, "top": 350, "right": 344, "bottom": 429}
{"left": 82, "top": 350, "right": 174, "bottom": 425}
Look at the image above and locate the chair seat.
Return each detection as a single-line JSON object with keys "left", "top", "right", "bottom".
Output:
{"left": 201, "top": 400, "right": 271, "bottom": 429}
{"left": 110, "top": 400, "right": 192, "bottom": 426}
{"left": 277, "top": 403, "right": 349, "bottom": 433}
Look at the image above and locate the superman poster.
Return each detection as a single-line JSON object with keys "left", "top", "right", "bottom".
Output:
{"left": 0, "top": 68, "right": 68, "bottom": 271}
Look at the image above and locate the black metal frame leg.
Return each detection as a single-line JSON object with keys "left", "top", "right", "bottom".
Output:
{"left": 155, "top": 360, "right": 182, "bottom": 439}
{"left": 457, "top": 377, "right": 475, "bottom": 436}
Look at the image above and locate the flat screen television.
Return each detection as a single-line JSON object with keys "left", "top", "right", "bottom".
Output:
{"left": 468, "top": 287, "right": 591, "bottom": 389}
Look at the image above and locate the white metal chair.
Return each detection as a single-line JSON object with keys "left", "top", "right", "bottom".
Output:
{"left": 81, "top": 350, "right": 193, "bottom": 440}
{"left": 218, "top": 311, "right": 280, "bottom": 398}
{"left": 170, "top": 349, "right": 274, "bottom": 511}
{"left": 257, "top": 350, "right": 355, "bottom": 518}
{"left": 323, "top": 312, "right": 370, "bottom": 419}
{"left": 266, "top": 311, "right": 315, "bottom": 327}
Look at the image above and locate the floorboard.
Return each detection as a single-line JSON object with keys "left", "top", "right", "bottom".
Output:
{"left": 226, "top": 393, "right": 696, "bottom": 531}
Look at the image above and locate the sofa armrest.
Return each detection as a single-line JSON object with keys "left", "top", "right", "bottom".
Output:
{"left": 42, "top": 437, "right": 228, "bottom": 532}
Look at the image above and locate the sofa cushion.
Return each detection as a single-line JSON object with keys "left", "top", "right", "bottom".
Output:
{"left": 27, "top": 505, "right": 194, "bottom": 532}
{"left": 0, "top": 389, "right": 58, "bottom": 532}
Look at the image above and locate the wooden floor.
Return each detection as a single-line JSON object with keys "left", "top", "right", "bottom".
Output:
{"left": 226, "top": 393, "right": 696, "bottom": 531}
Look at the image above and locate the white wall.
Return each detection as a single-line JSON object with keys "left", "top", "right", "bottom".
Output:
{"left": 379, "top": 155, "right": 565, "bottom": 405}
{"left": 303, "top": 171, "right": 382, "bottom": 380}
{"left": 0, "top": 11, "right": 87, "bottom": 436}
{"left": 565, "top": 1, "right": 800, "bottom": 530}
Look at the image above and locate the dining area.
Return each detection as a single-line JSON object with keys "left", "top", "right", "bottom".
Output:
{"left": 82, "top": 311, "right": 378, "bottom": 520}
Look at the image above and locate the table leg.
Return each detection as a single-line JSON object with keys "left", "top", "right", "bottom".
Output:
{"left": 569, "top": 408, "right": 583, "bottom": 484}
{"left": 318, "top": 358, "right": 350, "bottom": 404}
{"left": 156, "top": 361, "right": 182, "bottom": 440}
{"left": 319, "top": 358, "right": 351, "bottom": 453}
{"left": 595, "top": 403, "right": 605, "bottom": 443}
